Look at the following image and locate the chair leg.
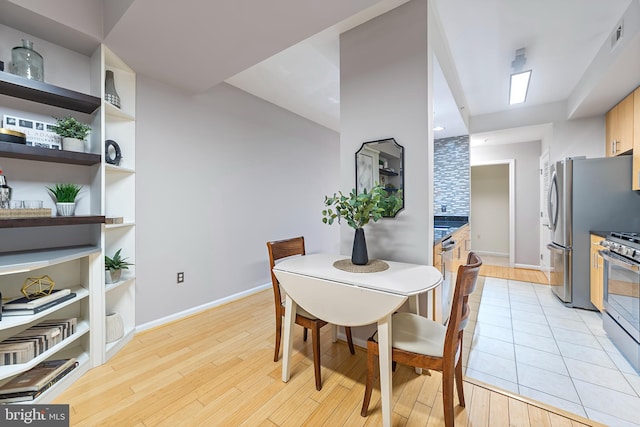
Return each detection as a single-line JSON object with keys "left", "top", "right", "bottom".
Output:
{"left": 312, "top": 326, "right": 322, "bottom": 391}
{"left": 274, "top": 314, "right": 282, "bottom": 362}
{"left": 360, "top": 342, "right": 376, "bottom": 417}
{"left": 442, "top": 369, "right": 455, "bottom": 427}
{"left": 455, "top": 355, "right": 465, "bottom": 407}
{"left": 303, "top": 327, "right": 308, "bottom": 342}
{"left": 345, "top": 327, "right": 355, "bottom": 354}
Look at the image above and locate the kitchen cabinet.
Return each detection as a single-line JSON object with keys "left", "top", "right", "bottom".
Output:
{"left": 432, "top": 224, "right": 470, "bottom": 323}
{"left": 0, "top": 21, "right": 135, "bottom": 401}
{"left": 605, "top": 90, "right": 634, "bottom": 157}
{"left": 633, "top": 87, "right": 640, "bottom": 190}
{"left": 590, "top": 234, "right": 605, "bottom": 311}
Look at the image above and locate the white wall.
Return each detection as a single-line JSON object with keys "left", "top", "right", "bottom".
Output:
{"left": 340, "top": 0, "right": 431, "bottom": 266}
{"left": 471, "top": 140, "right": 541, "bottom": 266}
{"left": 470, "top": 164, "right": 509, "bottom": 255}
{"left": 135, "top": 78, "right": 340, "bottom": 325}
{"left": 550, "top": 115, "right": 605, "bottom": 162}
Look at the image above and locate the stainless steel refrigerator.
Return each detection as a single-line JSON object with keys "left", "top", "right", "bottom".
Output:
{"left": 547, "top": 156, "right": 640, "bottom": 309}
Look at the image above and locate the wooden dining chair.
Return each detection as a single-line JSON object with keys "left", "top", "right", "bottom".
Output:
{"left": 267, "top": 236, "right": 355, "bottom": 391}
{"left": 360, "top": 252, "right": 482, "bottom": 426}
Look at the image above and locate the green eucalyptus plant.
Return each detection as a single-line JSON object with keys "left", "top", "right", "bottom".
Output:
{"left": 46, "top": 183, "right": 82, "bottom": 203}
{"left": 322, "top": 184, "right": 389, "bottom": 229}
{"left": 51, "top": 115, "right": 92, "bottom": 140}
{"left": 105, "top": 248, "right": 133, "bottom": 272}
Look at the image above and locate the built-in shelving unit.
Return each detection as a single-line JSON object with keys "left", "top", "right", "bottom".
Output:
{"left": 0, "top": 19, "right": 136, "bottom": 402}
{"left": 102, "top": 46, "right": 136, "bottom": 362}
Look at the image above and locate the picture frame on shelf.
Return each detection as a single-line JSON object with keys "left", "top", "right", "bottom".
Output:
{"left": 3, "top": 114, "right": 61, "bottom": 149}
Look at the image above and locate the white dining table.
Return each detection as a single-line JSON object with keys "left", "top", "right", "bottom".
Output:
{"left": 272, "top": 253, "right": 443, "bottom": 427}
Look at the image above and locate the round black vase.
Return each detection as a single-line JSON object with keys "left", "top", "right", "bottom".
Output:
{"left": 351, "top": 228, "right": 369, "bottom": 265}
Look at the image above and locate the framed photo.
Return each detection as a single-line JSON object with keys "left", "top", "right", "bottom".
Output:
{"left": 2, "top": 114, "right": 61, "bottom": 149}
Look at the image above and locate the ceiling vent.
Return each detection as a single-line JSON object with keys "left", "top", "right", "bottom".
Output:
{"left": 611, "top": 19, "right": 624, "bottom": 49}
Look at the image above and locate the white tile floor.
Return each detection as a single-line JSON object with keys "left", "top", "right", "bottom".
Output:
{"left": 465, "top": 277, "right": 640, "bottom": 427}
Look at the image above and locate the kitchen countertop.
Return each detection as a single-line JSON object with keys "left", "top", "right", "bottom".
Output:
{"left": 434, "top": 216, "right": 469, "bottom": 245}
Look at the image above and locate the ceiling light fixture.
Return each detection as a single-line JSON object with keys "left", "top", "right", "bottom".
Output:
{"left": 509, "top": 47, "right": 531, "bottom": 105}
{"left": 433, "top": 126, "right": 445, "bottom": 132}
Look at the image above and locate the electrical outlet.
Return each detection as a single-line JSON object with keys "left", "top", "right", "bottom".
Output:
{"left": 177, "top": 272, "right": 184, "bottom": 283}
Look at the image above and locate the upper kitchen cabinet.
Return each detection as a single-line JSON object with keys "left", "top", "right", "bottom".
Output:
{"left": 605, "top": 90, "right": 634, "bottom": 157}
{"left": 634, "top": 86, "right": 640, "bottom": 190}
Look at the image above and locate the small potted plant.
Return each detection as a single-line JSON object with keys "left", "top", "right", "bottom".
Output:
{"left": 322, "top": 184, "right": 388, "bottom": 265}
{"left": 46, "top": 183, "right": 82, "bottom": 216}
{"left": 51, "top": 115, "right": 92, "bottom": 152}
{"left": 105, "top": 248, "right": 133, "bottom": 284}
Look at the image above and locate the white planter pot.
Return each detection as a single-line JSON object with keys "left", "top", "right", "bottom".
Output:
{"left": 105, "top": 312, "right": 124, "bottom": 343}
{"left": 105, "top": 269, "right": 122, "bottom": 284}
{"left": 55, "top": 202, "right": 76, "bottom": 216}
{"left": 62, "top": 137, "right": 85, "bottom": 152}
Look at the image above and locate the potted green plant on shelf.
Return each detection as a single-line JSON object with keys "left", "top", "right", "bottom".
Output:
{"left": 322, "top": 184, "right": 389, "bottom": 265}
{"left": 51, "top": 115, "right": 92, "bottom": 153}
{"left": 105, "top": 248, "right": 133, "bottom": 284}
{"left": 46, "top": 183, "right": 82, "bottom": 217}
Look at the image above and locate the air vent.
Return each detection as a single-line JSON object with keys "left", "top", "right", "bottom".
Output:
{"left": 611, "top": 19, "right": 624, "bottom": 49}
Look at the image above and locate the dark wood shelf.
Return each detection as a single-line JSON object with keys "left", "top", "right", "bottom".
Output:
{"left": 0, "top": 141, "right": 101, "bottom": 166}
{"left": 0, "top": 71, "right": 101, "bottom": 114}
{"left": 0, "top": 215, "right": 105, "bottom": 229}
{"left": 379, "top": 168, "right": 399, "bottom": 176}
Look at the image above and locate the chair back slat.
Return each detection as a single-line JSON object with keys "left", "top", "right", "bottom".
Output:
{"left": 266, "top": 237, "right": 306, "bottom": 309}
{"left": 443, "top": 252, "right": 482, "bottom": 358}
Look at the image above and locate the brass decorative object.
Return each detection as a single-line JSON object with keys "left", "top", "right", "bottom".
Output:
{"left": 21, "top": 275, "right": 55, "bottom": 299}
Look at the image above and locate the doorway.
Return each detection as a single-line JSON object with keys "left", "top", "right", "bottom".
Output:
{"left": 470, "top": 160, "right": 514, "bottom": 266}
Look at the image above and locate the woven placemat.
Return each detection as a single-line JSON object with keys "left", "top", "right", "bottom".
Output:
{"left": 333, "top": 259, "right": 389, "bottom": 273}
{"left": 0, "top": 208, "right": 52, "bottom": 219}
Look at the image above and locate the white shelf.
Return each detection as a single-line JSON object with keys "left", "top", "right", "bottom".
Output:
{"left": 105, "top": 164, "right": 135, "bottom": 174}
{"left": 0, "top": 320, "right": 90, "bottom": 380}
{"left": 105, "top": 102, "right": 135, "bottom": 121}
{"left": 104, "top": 222, "right": 135, "bottom": 230}
{"left": 105, "top": 277, "right": 135, "bottom": 294}
{"left": 0, "top": 246, "right": 101, "bottom": 275}
{"left": 0, "top": 286, "right": 89, "bottom": 330}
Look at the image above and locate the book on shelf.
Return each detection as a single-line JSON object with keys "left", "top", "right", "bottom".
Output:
{"left": 4, "top": 289, "right": 72, "bottom": 310}
{"left": 0, "top": 358, "right": 78, "bottom": 403}
{"left": 2, "top": 292, "right": 76, "bottom": 316}
{"left": 0, "top": 342, "right": 34, "bottom": 366}
{"left": 0, "top": 318, "right": 77, "bottom": 365}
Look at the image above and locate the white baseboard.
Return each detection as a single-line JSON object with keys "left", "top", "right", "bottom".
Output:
{"left": 136, "top": 283, "right": 272, "bottom": 333}
{"left": 473, "top": 250, "right": 509, "bottom": 257}
{"left": 514, "top": 263, "right": 542, "bottom": 271}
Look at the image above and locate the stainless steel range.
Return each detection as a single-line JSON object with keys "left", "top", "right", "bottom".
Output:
{"left": 600, "top": 232, "right": 640, "bottom": 373}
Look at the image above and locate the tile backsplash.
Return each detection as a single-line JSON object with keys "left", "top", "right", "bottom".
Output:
{"left": 434, "top": 135, "right": 470, "bottom": 216}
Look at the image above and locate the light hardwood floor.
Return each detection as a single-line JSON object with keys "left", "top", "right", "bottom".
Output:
{"left": 54, "top": 284, "right": 604, "bottom": 426}
{"left": 479, "top": 264, "right": 548, "bottom": 284}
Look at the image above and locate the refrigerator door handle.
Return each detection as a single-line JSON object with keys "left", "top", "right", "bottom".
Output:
{"left": 547, "top": 242, "right": 570, "bottom": 252}
{"left": 547, "top": 170, "right": 558, "bottom": 231}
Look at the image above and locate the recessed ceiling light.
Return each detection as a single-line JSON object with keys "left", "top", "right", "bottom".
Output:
{"left": 509, "top": 70, "right": 531, "bottom": 104}
{"left": 433, "top": 126, "right": 445, "bottom": 132}
{"left": 509, "top": 48, "right": 531, "bottom": 105}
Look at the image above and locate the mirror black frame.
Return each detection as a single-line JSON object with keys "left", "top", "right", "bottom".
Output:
{"left": 355, "top": 137, "right": 404, "bottom": 217}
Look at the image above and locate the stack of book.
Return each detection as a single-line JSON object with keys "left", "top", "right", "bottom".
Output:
{"left": 0, "top": 318, "right": 77, "bottom": 366}
{"left": 2, "top": 289, "right": 76, "bottom": 316}
{"left": 0, "top": 358, "right": 78, "bottom": 403}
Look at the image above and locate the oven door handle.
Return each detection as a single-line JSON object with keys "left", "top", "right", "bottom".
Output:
{"left": 600, "top": 250, "right": 640, "bottom": 272}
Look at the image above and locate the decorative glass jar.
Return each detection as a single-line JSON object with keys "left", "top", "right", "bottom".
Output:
{"left": 11, "top": 39, "right": 44, "bottom": 82}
